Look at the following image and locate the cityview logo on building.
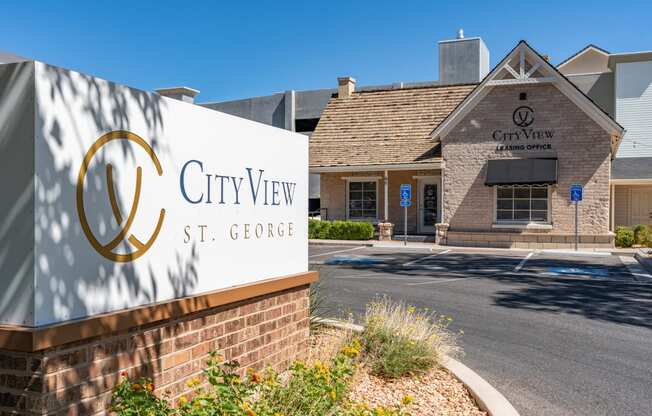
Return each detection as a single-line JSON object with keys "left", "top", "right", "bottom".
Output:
{"left": 493, "top": 105, "right": 554, "bottom": 151}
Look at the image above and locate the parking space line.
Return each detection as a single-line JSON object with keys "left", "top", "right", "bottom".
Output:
{"left": 620, "top": 256, "right": 652, "bottom": 280}
{"left": 513, "top": 251, "right": 534, "bottom": 272}
{"left": 309, "top": 246, "right": 365, "bottom": 258}
{"left": 402, "top": 249, "right": 451, "bottom": 266}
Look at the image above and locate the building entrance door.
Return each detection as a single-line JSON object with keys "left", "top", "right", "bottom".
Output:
{"left": 418, "top": 177, "right": 439, "bottom": 234}
{"left": 631, "top": 188, "right": 652, "bottom": 225}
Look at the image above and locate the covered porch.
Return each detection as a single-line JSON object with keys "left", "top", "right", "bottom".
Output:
{"left": 314, "top": 164, "right": 443, "bottom": 235}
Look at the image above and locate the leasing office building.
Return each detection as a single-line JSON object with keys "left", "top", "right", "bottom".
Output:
{"left": 206, "top": 34, "right": 652, "bottom": 247}
{"left": 310, "top": 40, "right": 633, "bottom": 248}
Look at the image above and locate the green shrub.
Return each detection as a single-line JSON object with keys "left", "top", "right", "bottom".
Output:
{"left": 308, "top": 218, "right": 332, "bottom": 239}
{"left": 633, "top": 224, "right": 648, "bottom": 245}
{"left": 362, "top": 297, "right": 459, "bottom": 379}
{"left": 308, "top": 219, "right": 374, "bottom": 240}
{"left": 615, "top": 226, "right": 635, "bottom": 248}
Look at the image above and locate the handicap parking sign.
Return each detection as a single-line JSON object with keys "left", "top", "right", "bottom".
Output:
{"left": 400, "top": 184, "right": 411, "bottom": 201}
{"left": 570, "top": 184, "right": 583, "bottom": 202}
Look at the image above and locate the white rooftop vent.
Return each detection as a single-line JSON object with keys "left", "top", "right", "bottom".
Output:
{"left": 457, "top": 28, "right": 464, "bottom": 39}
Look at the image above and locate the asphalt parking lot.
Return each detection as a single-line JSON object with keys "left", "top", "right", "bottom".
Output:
{"left": 310, "top": 244, "right": 652, "bottom": 416}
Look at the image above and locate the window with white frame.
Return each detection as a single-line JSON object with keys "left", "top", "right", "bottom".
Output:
{"left": 496, "top": 185, "right": 549, "bottom": 223}
{"left": 348, "top": 180, "right": 377, "bottom": 219}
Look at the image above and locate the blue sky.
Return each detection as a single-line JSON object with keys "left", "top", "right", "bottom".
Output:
{"left": 2, "top": 1, "right": 650, "bottom": 102}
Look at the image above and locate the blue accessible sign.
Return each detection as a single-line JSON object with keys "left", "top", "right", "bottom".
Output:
{"left": 400, "top": 184, "right": 412, "bottom": 207}
{"left": 400, "top": 184, "right": 411, "bottom": 200}
{"left": 570, "top": 184, "right": 583, "bottom": 202}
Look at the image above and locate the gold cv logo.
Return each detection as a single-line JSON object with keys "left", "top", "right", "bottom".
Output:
{"left": 76, "top": 130, "right": 166, "bottom": 262}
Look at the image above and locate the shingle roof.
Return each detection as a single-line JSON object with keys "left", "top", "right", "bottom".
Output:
{"left": 612, "top": 157, "right": 652, "bottom": 180}
{"left": 309, "top": 84, "right": 476, "bottom": 168}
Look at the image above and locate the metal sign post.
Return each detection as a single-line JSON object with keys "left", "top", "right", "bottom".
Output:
{"left": 575, "top": 202, "right": 578, "bottom": 251}
{"left": 400, "top": 184, "right": 412, "bottom": 246}
{"left": 570, "top": 184, "right": 583, "bottom": 251}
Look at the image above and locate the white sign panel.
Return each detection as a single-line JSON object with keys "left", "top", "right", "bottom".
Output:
{"left": 0, "top": 61, "right": 308, "bottom": 326}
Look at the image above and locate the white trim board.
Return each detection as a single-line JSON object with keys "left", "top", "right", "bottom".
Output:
{"left": 310, "top": 162, "right": 442, "bottom": 173}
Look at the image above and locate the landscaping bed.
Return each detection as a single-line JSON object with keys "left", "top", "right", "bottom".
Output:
{"left": 312, "top": 328, "right": 486, "bottom": 416}
{"left": 110, "top": 298, "right": 486, "bottom": 415}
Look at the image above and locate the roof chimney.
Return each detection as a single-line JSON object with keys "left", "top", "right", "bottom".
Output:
{"left": 438, "top": 32, "right": 489, "bottom": 85}
{"left": 155, "top": 86, "right": 200, "bottom": 104}
{"left": 337, "top": 77, "right": 356, "bottom": 98}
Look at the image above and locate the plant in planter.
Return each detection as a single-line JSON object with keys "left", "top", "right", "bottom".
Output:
{"left": 615, "top": 226, "right": 635, "bottom": 248}
{"left": 633, "top": 224, "right": 649, "bottom": 246}
{"left": 361, "top": 297, "right": 460, "bottom": 378}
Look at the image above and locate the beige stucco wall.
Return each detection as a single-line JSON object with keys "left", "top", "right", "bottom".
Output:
{"left": 441, "top": 84, "right": 612, "bottom": 236}
{"left": 614, "top": 184, "right": 652, "bottom": 227}
{"left": 319, "top": 169, "right": 440, "bottom": 234}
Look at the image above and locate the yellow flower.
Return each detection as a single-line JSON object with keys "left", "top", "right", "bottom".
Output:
{"left": 241, "top": 402, "right": 256, "bottom": 416}
{"left": 401, "top": 395, "right": 414, "bottom": 405}
{"left": 132, "top": 383, "right": 142, "bottom": 391}
{"left": 186, "top": 377, "right": 201, "bottom": 388}
{"left": 330, "top": 390, "right": 337, "bottom": 401}
{"left": 178, "top": 395, "right": 188, "bottom": 406}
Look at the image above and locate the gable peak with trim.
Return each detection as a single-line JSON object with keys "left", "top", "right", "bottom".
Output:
{"left": 431, "top": 40, "right": 624, "bottom": 153}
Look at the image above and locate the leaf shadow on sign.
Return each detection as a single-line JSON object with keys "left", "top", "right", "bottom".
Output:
{"left": 0, "top": 62, "right": 206, "bottom": 414}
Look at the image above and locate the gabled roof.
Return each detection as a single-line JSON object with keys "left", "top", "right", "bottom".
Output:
{"left": 431, "top": 41, "right": 625, "bottom": 153}
{"left": 557, "top": 44, "right": 610, "bottom": 70}
{"left": 309, "top": 83, "right": 476, "bottom": 169}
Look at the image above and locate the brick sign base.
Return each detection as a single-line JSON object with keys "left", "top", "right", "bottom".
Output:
{"left": 0, "top": 273, "right": 315, "bottom": 415}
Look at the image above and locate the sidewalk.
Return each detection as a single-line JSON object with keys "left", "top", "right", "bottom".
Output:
{"left": 309, "top": 239, "right": 435, "bottom": 250}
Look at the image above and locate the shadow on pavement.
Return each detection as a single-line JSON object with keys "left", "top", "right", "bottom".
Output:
{"left": 493, "top": 276, "right": 652, "bottom": 329}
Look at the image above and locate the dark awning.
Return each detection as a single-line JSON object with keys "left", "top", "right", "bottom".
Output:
{"left": 485, "top": 158, "right": 557, "bottom": 186}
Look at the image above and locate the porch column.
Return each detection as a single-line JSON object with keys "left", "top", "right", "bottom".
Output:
{"left": 384, "top": 170, "right": 389, "bottom": 221}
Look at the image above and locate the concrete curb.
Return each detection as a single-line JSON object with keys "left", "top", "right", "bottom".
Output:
{"left": 310, "top": 239, "right": 635, "bottom": 257}
{"left": 316, "top": 319, "right": 520, "bottom": 416}
{"left": 634, "top": 249, "right": 652, "bottom": 274}
{"left": 309, "top": 239, "right": 375, "bottom": 247}
{"left": 441, "top": 357, "right": 520, "bottom": 416}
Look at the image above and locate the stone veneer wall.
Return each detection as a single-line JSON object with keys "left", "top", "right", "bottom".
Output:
{"left": 445, "top": 231, "right": 614, "bottom": 249}
{"left": 0, "top": 285, "right": 309, "bottom": 416}
{"left": 441, "top": 83, "right": 614, "bottom": 247}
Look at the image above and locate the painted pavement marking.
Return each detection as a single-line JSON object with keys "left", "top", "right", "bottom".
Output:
{"left": 309, "top": 246, "right": 365, "bottom": 258}
{"left": 513, "top": 251, "right": 534, "bottom": 272}
{"left": 620, "top": 256, "right": 652, "bottom": 280}
{"left": 402, "top": 249, "right": 451, "bottom": 267}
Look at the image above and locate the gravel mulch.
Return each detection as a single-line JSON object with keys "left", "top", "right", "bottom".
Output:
{"left": 309, "top": 328, "right": 486, "bottom": 415}
{"left": 348, "top": 365, "right": 487, "bottom": 416}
